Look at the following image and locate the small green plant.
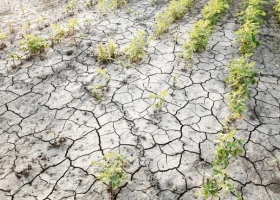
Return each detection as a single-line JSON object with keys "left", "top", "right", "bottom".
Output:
{"left": 172, "top": 75, "right": 178, "bottom": 87}
{"left": 96, "top": 0, "right": 130, "bottom": 14}
{"left": 21, "top": 21, "right": 31, "bottom": 34}
{"left": 92, "top": 151, "right": 128, "bottom": 199}
{"left": 8, "top": 21, "right": 15, "bottom": 34}
{"left": 9, "top": 52, "right": 22, "bottom": 68}
{"left": 124, "top": 31, "right": 151, "bottom": 64}
{"left": 236, "top": 22, "right": 260, "bottom": 56}
{"left": 35, "top": 15, "right": 46, "bottom": 30}
{"left": 202, "top": 0, "right": 230, "bottom": 25}
{"left": 66, "top": 18, "right": 79, "bottom": 35}
{"left": 155, "top": 0, "right": 194, "bottom": 36}
{"left": 91, "top": 68, "right": 110, "bottom": 100}
{"left": 183, "top": 20, "right": 212, "bottom": 61}
{"left": 149, "top": 90, "right": 168, "bottom": 112}
{"left": 51, "top": 23, "right": 67, "bottom": 44}
{"left": 94, "top": 40, "right": 118, "bottom": 63}
{"left": 83, "top": 18, "right": 93, "bottom": 26}
{"left": 20, "top": 34, "right": 49, "bottom": 55}
{"left": 199, "top": 127, "right": 243, "bottom": 200}
{"left": 225, "top": 58, "right": 259, "bottom": 117}
{"left": 0, "top": 32, "right": 7, "bottom": 50}
{"left": 65, "top": 0, "right": 77, "bottom": 15}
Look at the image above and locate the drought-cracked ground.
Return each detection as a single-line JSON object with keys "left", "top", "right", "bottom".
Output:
{"left": 1, "top": 0, "right": 280, "bottom": 199}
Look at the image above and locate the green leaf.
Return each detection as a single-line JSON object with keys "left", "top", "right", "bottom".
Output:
{"left": 110, "top": 176, "right": 119, "bottom": 184}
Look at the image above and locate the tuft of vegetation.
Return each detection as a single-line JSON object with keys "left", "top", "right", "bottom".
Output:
{"left": 124, "top": 31, "right": 151, "bottom": 64}
{"left": 35, "top": 15, "right": 46, "bottom": 30}
{"left": 92, "top": 151, "right": 128, "bottom": 199}
{"left": 92, "top": 68, "right": 110, "bottom": 101}
{"left": 66, "top": 18, "right": 79, "bottom": 35}
{"left": 96, "top": 0, "right": 131, "bottom": 14}
{"left": 20, "top": 34, "right": 49, "bottom": 55}
{"left": 182, "top": 0, "right": 231, "bottom": 63}
{"left": 183, "top": 20, "right": 212, "bottom": 61}
{"left": 275, "top": 0, "right": 280, "bottom": 22}
{"left": 225, "top": 58, "right": 259, "bottom": 117}
{"left": 51, "top": 23, "right": 67, "bottom": 44}
{"left": 202, "top": 0, "right": 230, "bottom": 25}
{"left": 9, "top": 52, "right": 23, "bottom": 68}
{"left": 155, "top": 0, "right": 194, "bottom": 36}
{"left": 94, "top": 40, "right": 118, "bottom": 63}
{"left": 0, "top": 32, "right": 7, "bottom": 50}
{"left": 235, "top": 0, "right": 266, "bottom": 56}
{"left": 65, "top": 0, "right": 77, "bottom": 15}
{"left": 149, "top": 90, "right": 168, "bottom": 112}
{"left": 200, "top": 127, "right": 243, "bottom": 200}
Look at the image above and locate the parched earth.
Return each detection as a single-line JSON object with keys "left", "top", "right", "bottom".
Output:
{"left": 0, "top": 0, "right": 280, "bottom": 199}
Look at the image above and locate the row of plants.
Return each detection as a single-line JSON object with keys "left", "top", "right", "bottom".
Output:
{"left": 200, "top": 0, "right": 266, "bottom": 198}
{"left": 235, "top": 0, "right": 267, "bottom": 56}
{"left": 96, "top": 0, "right": 131, "bottom": 15}
{"left": 154, "top": 0, "right": 194, "bottom": 36}
{"left": 182, "top": 0, "right": 231, "bottom": 63}
{"left": 275, "top": 0, "right": 280, "bottom": 21}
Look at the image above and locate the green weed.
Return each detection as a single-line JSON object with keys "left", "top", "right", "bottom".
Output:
{"left": 94, "top": 40, "right": 118, "bottom": 63}
{"left": 149, "top": 90, "right": 168, "bottom": 112}
{"left": 92, "top": 151, "right": 128, "bottom": 199}
{"left": 0, "top": 32, "right": 7, "bottom": 50}
{"left": 124, "top": 31, "right": 151, "bottom": 64}
{"left": 20, "top": 34, "right": 48, "bottom": 55}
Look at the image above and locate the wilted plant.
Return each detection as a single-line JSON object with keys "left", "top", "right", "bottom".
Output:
{"left": 0, "top": 32, "right": 7, "bottom": 50}
{"left": 51, "top": 23, "right": 67, "bottom": 44}
{"left": 149, "top": 90, "right": 168, "bottom": 112}
{"left": 20, "top": 34, "right": 48, "bottom": 55}
{"left": 35, "top": 15, "right": 46, "bottom": 30}
{"left": 92, "top": 151, "right": 128, "bottom": 199}
{"left": 124, "top": 31, "right": 151, "bottom": 64}
{"left": 65, "top": 0, "right": 77, "bottom": 15}
{"left": 94, "top": 40, "right": 118, "bottom": 63}
{"left": 8, "top": 21, "right": 15, "bottom": 34}
{"left": 9, "top": 52, "right": 22, "bottom": 68}
{"left": 66, "top": 18, "right": 79, "bottom": 35}
{"left": 83, "top": 18, "right": 93, "bottom": 26}
{"left": 21, "top": 21, "right": 31, "bottom": 34}
{"left": 91, "top": 68, "right": 110, "bottom": 100}
{"left": 172, "top": 75, "right": 178, "bottom": 87}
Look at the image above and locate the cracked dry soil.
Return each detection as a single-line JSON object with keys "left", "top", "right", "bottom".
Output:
{"left": 0, "top": 0, "right": 280, "bottom": 199}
